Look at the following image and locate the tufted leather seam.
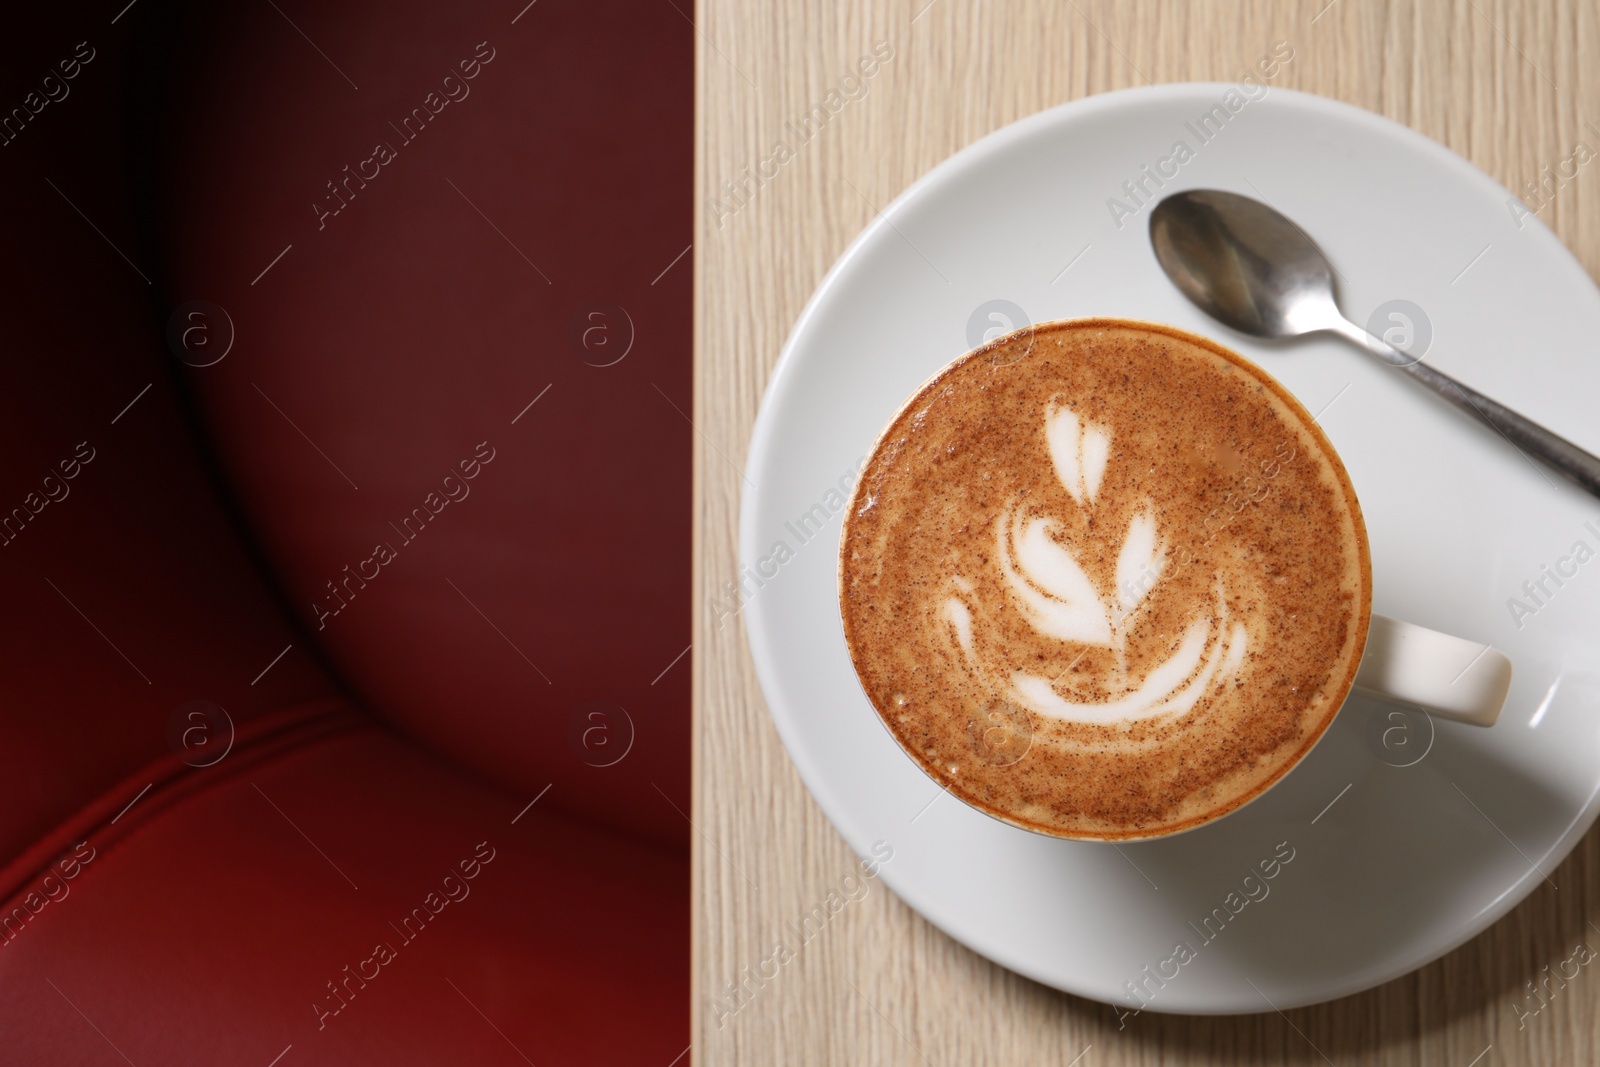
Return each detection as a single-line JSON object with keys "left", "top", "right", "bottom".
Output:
{"left": 0, "top": 698, "right": 373, "bottom": 921}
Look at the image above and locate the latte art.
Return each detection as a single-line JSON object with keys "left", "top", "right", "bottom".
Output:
{"left": 977, "top": 400, "right": 1251, "bottom": 728}
{"left": 840, "top": 320, "right": 1371, "bottom": 839}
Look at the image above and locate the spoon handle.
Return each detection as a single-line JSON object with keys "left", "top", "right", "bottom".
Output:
{"left": 1337, "top": 319, "right": 1600, "bottom": 499}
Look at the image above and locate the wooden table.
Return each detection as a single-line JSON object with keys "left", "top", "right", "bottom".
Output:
{"left": 694, "top": 2, "right": 1600, "bottom": 1062}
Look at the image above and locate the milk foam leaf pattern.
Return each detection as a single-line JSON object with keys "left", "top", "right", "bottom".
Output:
{"left": 1046, "top": 399, "right": 1111, "bottom": 506}
{"left": 1115, "top": 508, "right": 1164, "bottom": 620}
{"left": 1012, "top": 597, "right": 1250, "bottom": 726}
{"left": 998, "top": 510, "right": 1114, "bottom": 646}
{"left": 997, "top": 402, "right": 1248, "bottom": 726}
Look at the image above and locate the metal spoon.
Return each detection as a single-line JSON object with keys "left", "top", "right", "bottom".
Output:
{"left": 1149, "top": 188, "right": 1600, "bottom": 499}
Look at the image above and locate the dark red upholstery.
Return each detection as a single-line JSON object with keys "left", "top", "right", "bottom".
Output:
{"left": 0, "top": 1, "right": 689, "bottom": 1062}
{"left": 2, "top": 726, "right": 687, "bottom": 1065}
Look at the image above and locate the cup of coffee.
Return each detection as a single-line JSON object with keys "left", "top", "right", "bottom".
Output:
{"left": 838, "top": 318, "right": 1511, "bottom": 841}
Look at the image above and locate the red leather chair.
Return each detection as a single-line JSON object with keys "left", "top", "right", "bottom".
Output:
{"left": 0, "top": 2, "right": 689, "bottom": 1062}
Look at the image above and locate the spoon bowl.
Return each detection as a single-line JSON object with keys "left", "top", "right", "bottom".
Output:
{"left": 1149, "top": 189, "right": 1342, "bottom": 340}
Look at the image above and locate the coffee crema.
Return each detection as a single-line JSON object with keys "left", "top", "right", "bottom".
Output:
{"left": 839, "top": 319, "right": 1371, "bottom": 839}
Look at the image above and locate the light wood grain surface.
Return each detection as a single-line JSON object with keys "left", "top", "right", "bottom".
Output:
{"left": 693, "top": 2, "right": 1600, "bottom": 1063}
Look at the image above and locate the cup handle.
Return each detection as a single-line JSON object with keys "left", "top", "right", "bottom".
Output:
{"left": 1351, "top": 613, "right": 1511, "bottom": 727}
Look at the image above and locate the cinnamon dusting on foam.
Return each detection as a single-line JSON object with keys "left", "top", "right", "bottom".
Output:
{"left": 838, "top": 320, "right": 1371, "bottom": 840}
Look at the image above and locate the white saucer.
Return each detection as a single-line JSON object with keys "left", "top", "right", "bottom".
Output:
{"left": 741, "top": 84, "right": 1600, "bottom": 1013}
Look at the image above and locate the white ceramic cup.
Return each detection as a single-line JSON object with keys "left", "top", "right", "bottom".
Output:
{"left": 840, "top": 317, "right": 1512, "bottom": 842}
